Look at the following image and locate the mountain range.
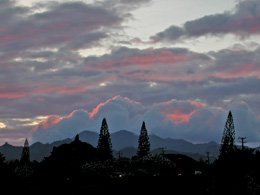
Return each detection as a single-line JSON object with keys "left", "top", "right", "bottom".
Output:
{"left": 0, "top": 130, "right": 221, "bottom": 162}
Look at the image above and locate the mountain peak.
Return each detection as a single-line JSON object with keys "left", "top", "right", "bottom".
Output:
{"left": 1, "top": 142, "right": 13, "bottom": 148}
{"left": 113, "top": 130, "right": 137, "bottom": 136}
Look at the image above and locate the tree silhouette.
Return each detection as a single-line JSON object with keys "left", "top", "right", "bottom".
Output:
{"left": 137, "top": 121, "right": 150, "bottom": 158}
{"left": 0, "top": 152, "right": 5, "bottom": 165}
{"left": 219, "top": 111, "right": 236, "bottom": 157}
{"left": 20, "top": 138, "right": 30, "bottom": 164}
{"left": 97, "top": 118, "right": 113, "bottom": 160}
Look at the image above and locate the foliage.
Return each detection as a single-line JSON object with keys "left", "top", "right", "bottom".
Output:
{"left": 215, "top": 148, "right": 260, "bottom": 194}
{"left": 141, "top": 154, "right": 174, "bottom": 167}
{"left": 82, "top": 161, "right": 107, "bottom": 175}
{"left": 14, "top": 165, "right": 34, "bottom": 177}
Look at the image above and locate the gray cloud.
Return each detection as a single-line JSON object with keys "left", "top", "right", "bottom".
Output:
{"left": 101, "top": 0, "right": 152, "bottom": 12}
{"left": 151, "top": 0, "right": 260, "bottom": 42}
{"left": 150, "top": 25, "right": 185, "bottom": 43}
{"left": 0, "top": 1, "right": 121, "bottom": 53}
{"left": 63, "top": 32, "right": 108, "bottom": 50}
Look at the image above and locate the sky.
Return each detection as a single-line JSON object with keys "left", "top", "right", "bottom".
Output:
{"left": 0, "top": 0, "right": 260, "bottom": 146}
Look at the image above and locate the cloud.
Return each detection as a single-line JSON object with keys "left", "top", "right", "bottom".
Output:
{"left": 151, "top": 0, "right": 260, "bottom": 42}
{"left": 207, "top": 47, "right": 260, "bottom": 79}
{"left": 84, "top": 47, "right": 191, "bottom": 69}
{"left": 1, "top": 44, "right": 259, "bottom": 122}
{"left": 0, "top": 127, "right": 31, "bottom": 146}
{"left": 0, "top": 1, "right": 121, "bottom": 52}
{"left": 231, "top": 101, "right": 260, "bottom": 142}
{"left": 31, "top": 96, "right": 260, "bottom": 144}
{"left": 101, "top": 0, "right": 152, "bottom": 12}
{"left": 158, "top": 99, "right": 205, "bottom": 123}
{"left": 150, "top": 25, "right": 185, "bottom": 43}
{"left": 1, "top": 44, "right": 259, "bottom": 130}
{"left": 0, "top": 81, "right": 93, "bottom": 99}
{"left": 0, "top": 0, "right": 259, "bottom": 146}
{"left": 84, "top": 45, "right": 260, "bottom": 82}
{"left": 33, "top": 115, "right": 61, "bottom": 130}
{"left": 63, "top": 32, "right": 108, "bottom": 50}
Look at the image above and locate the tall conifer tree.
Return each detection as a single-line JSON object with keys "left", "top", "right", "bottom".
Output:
{"left": 20, "top": 138, "right": 30, "bottom": 164}
{"left": 97, "top": 118, "right": 113, "bottom": 160}
{"left": 137, "top": 121, "right": 150, "bottom": 158}
{"left": 219, "top": 111, "right": 236, "bottom": 157}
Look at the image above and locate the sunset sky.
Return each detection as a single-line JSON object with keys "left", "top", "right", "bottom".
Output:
{"left": 0, "top": 0, "right": 260, "bottom": 146}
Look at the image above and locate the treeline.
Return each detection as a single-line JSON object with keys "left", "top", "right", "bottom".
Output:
{"left": 0, "top": 112, "right": 260, "bottom": 194}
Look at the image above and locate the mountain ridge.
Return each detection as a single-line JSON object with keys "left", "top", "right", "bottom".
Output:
{"left": 0, "top": 129, "right": 220, "bottom": 162}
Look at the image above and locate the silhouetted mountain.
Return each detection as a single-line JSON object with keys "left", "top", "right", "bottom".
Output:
{"left": 0, "top": 130, "right": 221, "bottom": 162}
{"left": 111, "top": 130, "right": 138, "bottom": 149}
{"left": 37, "top": 136, "right": 101, "bottom": 182}
{"left": 0, "top": 142, "right": 23, "bottom": 160}
{"left": 78, "top": 130, "right": 99, "bottom": 146}
{"left": 79, "top": 130, "right": 220, "bottom": 155}
{"left": 77, "top": 130, "right": 138, "bottom": 149}
{"left": 30, "top": 138, "right": 72, "bottom": 162}
{"left": 0, "top": 139, "right": 72, "bottom": 162}
{"left": 117, "top": 147, "right": 137, "bottom": 158}
{"left": 43, "top": 137, "right": 99, "bottom": 166}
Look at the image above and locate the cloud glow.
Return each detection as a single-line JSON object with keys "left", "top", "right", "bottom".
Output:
{"left": 0, "top": 122, "right": 6, "bottom": 129}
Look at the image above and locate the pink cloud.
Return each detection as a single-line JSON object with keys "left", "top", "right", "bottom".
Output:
{"left": 165, "top": 110, "right": 191, "bottom": 123}
{"left": 211, "top": 63, "right": 260, "bottom": 79}
{"left": 67, "top": 109, "right": 87, "bottom": 118}
{"left": 137, "top": 73, "right": 204, "bottom": 82}
{"left": 0, "top": 78, "right": 115, "bottom": 99}
{"left": 89, "top": 95, "right": 121, "bottom": 118}
{"left": 84, "top": 47, "right": 210, "bottom": 82}
{"left": 33, "top": 115, "right": 61, "bottom": 130}
{"left": 36, "top": 98, "right": 45, "bottom": 102}
{"left": 158, "top": 99, "right": 205, "bottom": 124}
{"left": 85, "top": 48, "right": 189, "bottom": 69}
{"left": 0, "top": 83, "right": 29, "bottom": 99}
{"left": 0, "top": 82, "right": 88, "bottom": 99}
{"left": 34, "top": 83, "right": 89, "bottom": 94}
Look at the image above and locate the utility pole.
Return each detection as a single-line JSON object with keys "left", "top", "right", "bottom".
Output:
{"left": 117, "top": 151, "right": 123, "bottom": 159}
{"left": 206, "top": 152, "right": 210, "bottom": 164}
{"left": 159, "top": 147, "right": 166, "bottom": 155}
{"left": 238, "top": 137, "right": 247, "bottom": 150}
